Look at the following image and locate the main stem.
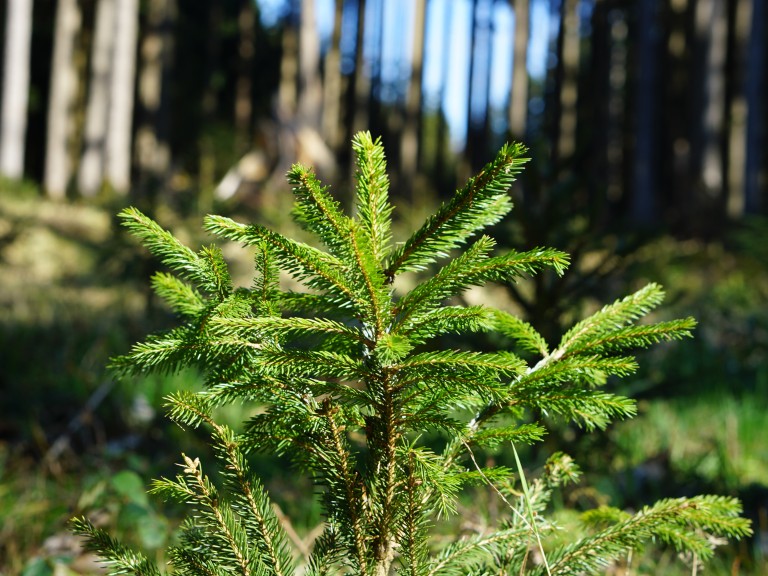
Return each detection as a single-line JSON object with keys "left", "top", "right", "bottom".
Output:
{"left": 373, "top": 376, "right": 399, "bottom": 576}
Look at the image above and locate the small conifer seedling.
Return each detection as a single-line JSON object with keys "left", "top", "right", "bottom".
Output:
{"left": 73, "top": 133, "right": 751, "bottom": 575}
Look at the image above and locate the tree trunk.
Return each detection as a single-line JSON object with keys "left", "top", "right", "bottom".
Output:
{"left": 508, "top": 0, "right": 529, "bottom": 141}
{"left": 698, "top": 0, "right": 728, "bottom": 207}
{"left": 400, "top": 0, "right": 428, "bottom": 198}
{"left": 277, "top": 8, "right": 299, "bottom": 122}
{"left": 322, "top": 0, "right": 344, "bottom": 152}
{"left": 44, "top": 0, "right": 81, "bottom": 198}
{"left": 631, "top": 0, "right": 659, "bottom": 224}
{"left": 461, "top": 0, "right": 481, "bottom": 180}
{"left": 480, "top": 0, "right": 494, "bottom": 159}
{"left": 105, "top": 0, "right": 139, "bottom": 194}
{"left": 586, "top": 0, "right": 611, "bottom": 224}
{"left": 267, "top": 5, "right": 300, "bottom": 197}
{"left": 725, "top": 0, "right": 751, "bottom": 218}
{"left": 135, "top": 0, "right": 176, "bottom": 201}
{"left": 366, "top": 0, "right": 381, "bottom": 134}
{"left": 78, "top": 0, "right": 115, "bottom": 196}
{"left": 605, "top": 10, "right": 628, "bottom": 210}
{"left": 298, "top": 0, "right": 322, "bottom": 131}
{"left": 744, "top": 0, "right": 765, "bottom": 214}
{"left": 235, "top": 0, "right": 256, "bottom": 152}
{"left": 434, "top": 1, "right": 453, "bottom": 183}
{"left": 0, "top": 0, "right": 34, "bottom": 180}
{"left": 351, "top": 0, "right": 370, "bottom": 139}
{"left": 557, "top": 0, "right": 580, "bottom": 162}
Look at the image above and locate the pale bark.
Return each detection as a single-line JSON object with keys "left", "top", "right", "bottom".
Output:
{"left": 0, "top": 0, "right": 34, "bottom": 179}
{"left": 298, "top": 0, "right": 322, "bottom": 130}
{"left": 105, "top": 0, "right": 139, "bottom": 194}
{"left": 435, "top": 1, "right": 452, "bottom": 177}
{"left": 400, "top": 0, "right": 428, "bottom": 195}
{"left": 322, "top": 0, "right": 344, "bottom": 151}
{"left": 277, "top": 13, "right": 299, "bottom": 122}
{"left": 44, "top": 0, "right": 81, "bottom": 198}
{"left": 461, "top": 0, "right": 480, "bottom": 180}
{"left": 726, "top": 0, "right": 752, "bottom": 217}
{"left": 697, "top": 0, "right": 727, "bottom": 200}
{"left": 78, "top": 0, "right": 115, "bottom": 196}
{"left": 508, "top": 0, "right": 529, "bottom": 141}
{"left": 351, "top": 0, "right": 370, "bottom": 138}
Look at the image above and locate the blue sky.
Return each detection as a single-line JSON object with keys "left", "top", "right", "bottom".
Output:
{"left": 256, "top": 0, "right": 552, "bottom": 147}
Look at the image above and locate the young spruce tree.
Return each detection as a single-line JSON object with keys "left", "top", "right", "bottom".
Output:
{"left": 74, "top": 133, "right": 750, "bottom": 575}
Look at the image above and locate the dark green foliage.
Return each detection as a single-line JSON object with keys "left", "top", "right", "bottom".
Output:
{"left": 76, "top": 133, "right": 750, "bottom": 574}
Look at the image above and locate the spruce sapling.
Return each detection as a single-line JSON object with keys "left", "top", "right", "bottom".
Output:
{"left": 73, "top": 132, "right": 751, "bottom": 575}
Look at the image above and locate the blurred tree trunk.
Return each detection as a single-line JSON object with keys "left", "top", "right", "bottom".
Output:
{"left": 586, "top": 0, "right": 611, "bottom": 223}
{"left": 461, "top": 0, "right": 480, "bottom": 180}
{"left": 605, "top": 9, "right": 627, "bottom": 211}
{"left": 663, "top": 0, "right": 692, "bottom": 228}
{"left": 199, "top": 1, "right": 223, "bottom": 209}
{"left": 0, "top": 0, "right": 34, "bottom": 180}
{"left": 322, "top": 0, "right": 344, "bottom": 152}
{"left": 235, "top": 0, "right": 256, "bottom": 152}
{"left": 366, "top": 0, "right": 381, "bottom": 134}
{"left": 298, "top": 0, "right": 322, "bottom": 131}
{"left": 135, "top": 0, "right": 176, "bottom": 201}
{"left": 557, "top": 0, "right": 580, "bottom": 163}
{"left": 44, "top": 0, "right": 81, "bottom": 199}
{"left": 508, "top": 0, "right": 529, "bottom": 141}
{"left": 725, "top": 0, "right": 751, "bottom": 217}
{"left": 631, "top": 0, "right": 660, "bottom": 224}
{"left": 744, "top": 0, "right": 766, "bottom": 214}
{"left": 351, "top": 0, "right": 370, "bottom": 139}
{"left": 435, "top": 1, "right": 453, "bottom": 182}
{"left": 105, "top": 0, "right": 139, "bottom": 194}
{"left": 400, "top": 0, "right": 427, "bottom": 198}
{"left": 277, "top": 9, "right": 299, "bottom": 122}
{"left": 270, "top": 2, "right": 334, "bottom": 192}
{"left": 697, "top": 0, "right": 728, "bottom": 211}
{"left": 267, "top": 6, "right": 299, "bottom": 197}
{"left": 78, "top": 0, "right": 115, "bottom": 196}
{"left": 467, "top": 0, "right": 493, "bottom": 171}
{"left": 480, "top": 1, "right": 493, "bottom": 156}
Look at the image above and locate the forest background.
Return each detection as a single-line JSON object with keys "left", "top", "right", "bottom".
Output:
{"left": 0, "top": 0, "right": 766, "bottom": 574}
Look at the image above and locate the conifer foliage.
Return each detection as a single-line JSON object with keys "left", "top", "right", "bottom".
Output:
{"left": 73, "top": 133, "right": 750, "bottom": 575}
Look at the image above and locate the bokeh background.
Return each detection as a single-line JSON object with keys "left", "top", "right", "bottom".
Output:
{"left": 0, "top": 0, "right": 766, "bottom": 574}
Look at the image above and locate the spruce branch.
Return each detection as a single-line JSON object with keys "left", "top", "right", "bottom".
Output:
{"left": 71, "top": 517, "right": 163, "bottom": 576}
{"left": 288, "top": 164, "right": 353, "bottom": 258}
{"left": 490, "top": 309, "right": 549, "bottom": 357}
{"left": 385, "top": 142, "right": 529, "bottom": 277}
{"left": 151, "top": 272, "right": 206, "bottom": 319}
{"left": 555, "top": 283, "right": 669, "bottom": 358}
{"left": 119, "top": 207, "right": 232, "bottom": 298}
{"left": 541, "top": 496, "right": 752, "bottom": 575}
{"left": 204, "top": 215, "right": 359, "bottom": 308}
{"left": 352, "top": 132, "right": 394, "bottom": 265}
